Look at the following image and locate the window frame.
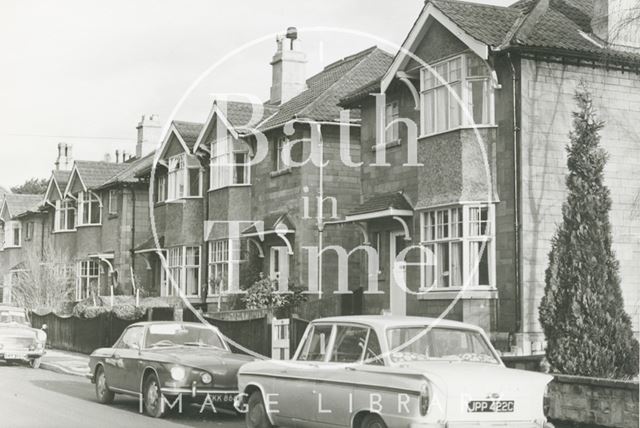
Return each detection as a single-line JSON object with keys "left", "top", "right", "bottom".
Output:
{"left": 167, "top": 154, "right": 202, "bottom": 201}
{"left": 108, "top": 190, "right": 118, "bottom": 215}
{"left": 54, "top": 199, "right": 77, "bottom": 232}
{"left": 385, "top": 100, "right": 400, "bottom": 144}
{"left": 269, "top": 246, "right": 289, "bottom": 292}
{"left": 76, "top": 260, "right": 99, "bottom": 301}
{"left": 164, "top": 246, "right": 201, "bottom": 298}
{"left": 419, "top": 54, "right": 495, "bottom": 138}
{"left": 77, "top": 191, "right": 102, "bottom": 226}
{"left": 419, "top": 204, "right": 495, "bottom": 290}
{"left": 209, "top": 138, "right": 251, "bottom": 191}
{"left": 4, "top": 221, "right": 22, "bottom": 248}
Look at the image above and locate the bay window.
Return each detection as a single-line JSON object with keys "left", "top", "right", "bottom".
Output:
{"left": 420, "top": 54, "right": 494, "bottom": 136}
{"left": 420, "top": 205, "right": 494, "bottom": 289}
{"left": 77, "top": 260, "right": 99, "bottom": 300}
{"left": 154, "top": 175, "right": 167, "bottom": 203}
{"left": 165, "top": 246, "right": 201, "bottom": 297}
{"left": 78, "top": 192, "right": 101, "bottom": 225}
{"left": 210, "top": 139, "right": 250, "bottom": 190}
{"left": 167, "top": 154, "right": 202, "bottom": 200}
{"left": 207, "top": 239, "right": 247, "bottom": 295}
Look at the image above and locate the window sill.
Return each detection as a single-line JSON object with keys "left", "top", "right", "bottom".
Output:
{"left": 370, "top": 139, "right": 401, "bottom": 151}
{"left": 166, "top": 196, "right": 203, "bottom": 203}
{"left": 108, "top": 213, "right": 119, "bottom": 219}
{"left": 53, "top": 229, "right": 77, "bottom": 234}
{"left": 76, "top": 223, "right": 102, "bottom": 228}
{"left": 3, "top": 245, "right": 21, "bottom": 249}
{"left": 270, "top": 168, "right": 292, "bottom": 178}
{"left": 208, "top": 184, "right": 252, "bottom": 192}
{"left": 418, "top": 124, "right": 497, "bottom": 140}
{"left": 416, "top": 288, "right": 498, "bottom": 300}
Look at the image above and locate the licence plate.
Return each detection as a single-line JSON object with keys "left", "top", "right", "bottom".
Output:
{"left": 210, "top": 393, "right": 236, "bottom": 404}
{"left": 4, "top": 353, "right": 26, "bottom": 360}
{"left": 467, "top": 400, "right": 515, "bottom": 412}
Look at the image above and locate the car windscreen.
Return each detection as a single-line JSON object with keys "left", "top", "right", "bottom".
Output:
{"left": 0, "top": 311, "right": 28, "bottom": 325}
{"left": 386, "top": 326, "right": 498, "bottom": 364}
{"left": 144, "top": 324, "right": 226, "bottom": 350}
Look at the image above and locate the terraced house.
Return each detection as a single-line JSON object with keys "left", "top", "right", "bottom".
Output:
{"left": 340, "top": 0, "right": 640, "bottom": 353}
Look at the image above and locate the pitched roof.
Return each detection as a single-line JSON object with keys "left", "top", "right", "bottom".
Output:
{"left": 0, "top": 186, "right": 9, "bottom": 196}
{"left": 2, "top": 194, "right": 43, "bottom": 219}
{"left": 73, "top": 161, "right": 130, "bottom": 190}
{"left": 431, "top": 0, "right": 522, "bottom": 47}
{"left": 349, "top": 192, "right": 413, "bottom": 217}
{"left": 258, "top": 47, "right": 394, "bottom": 131}
{"left": 52, "top": 170, "right": 71, "bottom": 191}
{"left": 408, "top": 0, "right": 640, "bottom": 66}
{"left": 97, "top": 151, "right": 155, "bottom": 189}
{"left": 339, "top": 79, "right": 382, "bottom": 107}
{"left": 173, "top": 121, "right": 204, "bottom": 149}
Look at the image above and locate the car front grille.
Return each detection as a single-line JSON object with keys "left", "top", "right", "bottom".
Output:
{"left": 0, "top": 337, "right": 34, "bottom": 350}
{"left": 447, "top": 422, "right": 539, "bottom": 428}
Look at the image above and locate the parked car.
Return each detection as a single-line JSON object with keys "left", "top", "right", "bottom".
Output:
{"left": 89, "top": 321, "right": 254, "bottom": 417}
{"left": 237, "top": 315, "right": 554, "bottom": 428}
{"left": 0, "top": 305, "right": 47, "bottom": 368}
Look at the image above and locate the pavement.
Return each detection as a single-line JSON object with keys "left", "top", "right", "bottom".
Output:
{"left": 0, "top": 361, "right": 245, "bottom": 428}
{"left": 40, "top": 349, "right": 92, "bottom": 378}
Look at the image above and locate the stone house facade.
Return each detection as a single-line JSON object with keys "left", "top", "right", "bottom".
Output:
{"left": 340, "top": 0, "right": 640, "bottom": 353}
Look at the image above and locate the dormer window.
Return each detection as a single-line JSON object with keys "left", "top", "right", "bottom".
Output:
{"left": 420, "top": 54, "right": 494, "bottom": 136}
{"left": 210, "top": 139, "right": 250, "bottom": 190}
{"left": 55, "top": 199, "right": 76, "bottom": 231}
{"left": 167, "top": 154, "right": 202, "bottom": 200}
{"left": 4, "top": 221, "right": 21, "bottom": 248}
{"left": 77, "top": 191, "right": 101, "bottom": 226}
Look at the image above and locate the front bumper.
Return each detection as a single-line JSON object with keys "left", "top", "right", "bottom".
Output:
{"left": 410, "top": 422, "right": 550, "bottom": 428}
{"left": 0, "top": 349, "right": 45, "bottom": 360}
{"left": 160, "top": 385, "right": 239, "bottom": 404}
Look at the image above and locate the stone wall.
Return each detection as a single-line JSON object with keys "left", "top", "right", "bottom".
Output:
{"left": 547, "top": 374, "right": 639, "bottom": 428}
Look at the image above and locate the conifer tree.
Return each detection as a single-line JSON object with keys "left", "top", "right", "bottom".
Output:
{"left": 539, "top": 84, "right": 639, "bottom": 379}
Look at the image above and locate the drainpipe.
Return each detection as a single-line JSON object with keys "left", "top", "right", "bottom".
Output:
{"left": 508, "top": 52, "right": 522, "bottom": 334}
{"left": 40, "top": 216, "right": 45, "bottom": 261}
{"left": 130, "top": 185, "right": 136, "bottom": 294}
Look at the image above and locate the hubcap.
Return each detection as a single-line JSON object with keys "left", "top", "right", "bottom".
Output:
{"left": 146, "top": 381, "right": 159, "bottom": 411}
{"left": 97, "top": 374, "right": 106, "bottom": 396}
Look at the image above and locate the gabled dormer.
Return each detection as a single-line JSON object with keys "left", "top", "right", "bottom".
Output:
{"left": 44, "top": 170, "right": 76, "bottom": 233}
{"left": 155, "top": 121, "right": 205, "bottom": 202}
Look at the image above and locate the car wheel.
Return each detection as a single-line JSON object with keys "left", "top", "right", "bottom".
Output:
{"left": 95, "top": 366, "right": 115, "bottom": 404}
{"left": 361, "top": 413, "right": 387, "bottom": 428}
{"left": 143, "top": 373, "right": 166, "bottom": 418}
{"left": 246, "top": 391, "right": 273, "bottom": 428}
{"left": 29, "top": 358, "right": 41, "bottom": 369}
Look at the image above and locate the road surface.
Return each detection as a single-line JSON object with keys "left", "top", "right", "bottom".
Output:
{"left": 0, "top": 361, "right": 245, "bottom": 428}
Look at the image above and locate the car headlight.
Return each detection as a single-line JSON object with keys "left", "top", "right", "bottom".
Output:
{"left": 36, "top": 331, "right": 47, "bottom": 342}
{"left": 419, "top": 382, "right": 430, "bottom": 416}
{"left": 170, "top": 366, "right": 186, "bottom": 381}
{"left": 201, "top": 373, "right": 213, "bottom": 384}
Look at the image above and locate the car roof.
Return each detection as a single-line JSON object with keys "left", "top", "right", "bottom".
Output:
{"left": 311, "top": 315, "right": 484, "bottom": 332}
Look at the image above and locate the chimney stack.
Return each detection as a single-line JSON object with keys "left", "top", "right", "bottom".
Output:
{"left": 55, "top": 143, "right": 73, "bottom": 170}
{"left": 269, "top": 27, "right": 307, "bottom": 105}
{"left": 592, "top": 0, "right": 640, "bottom": 49}
{"left": 136, "top": 114, "right": 162, "bottom": 158}
{"left": 115, "top": 149, "right": 120, "bottom": 164}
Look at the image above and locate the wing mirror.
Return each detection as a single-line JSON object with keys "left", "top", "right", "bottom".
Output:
{"left": 41, "top": 324, "right": 48, "bottom": 331}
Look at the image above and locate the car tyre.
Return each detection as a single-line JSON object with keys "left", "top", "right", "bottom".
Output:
{"left": 29, "top": 358, "right": 41, "bottom": 369}
{"left": 95, "top": 366, "right": 115, "bottom": 404}
{"left": 361, "top": 413, "right": 387, "bottom": 428}
{"left": 246, "top": 391, "right": 273, "bottom": 428}
{"left": 143, "top": 373, "right": 166, "bottom": 418}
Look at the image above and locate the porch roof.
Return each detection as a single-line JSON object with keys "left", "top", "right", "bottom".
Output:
{"left": 345, "top": 192, "right": 414, "bottom": 222}
{"left": 133, "top": 235, "right": 165, "bottom": 253}
{"left": 241, "top": 213, "right": 295, "bottom": 237}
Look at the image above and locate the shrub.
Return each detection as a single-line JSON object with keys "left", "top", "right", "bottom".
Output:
{"left": 538, "top": 85, "right": 639, "bottom": 379}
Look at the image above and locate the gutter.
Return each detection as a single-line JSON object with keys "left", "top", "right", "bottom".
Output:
{"left": 507, "top": 52, "right": 522, "bottom": 334}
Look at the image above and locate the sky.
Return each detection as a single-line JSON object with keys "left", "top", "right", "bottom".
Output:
{"left": 0, "top": 0, "right": 511, "bottom": 189}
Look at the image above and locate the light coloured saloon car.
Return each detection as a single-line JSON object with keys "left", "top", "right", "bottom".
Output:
{"left": 0, "top": 305, "right": 47, "bottom": 368}
{"left": 237, "top": 315, "right": 554, "bottom": 428}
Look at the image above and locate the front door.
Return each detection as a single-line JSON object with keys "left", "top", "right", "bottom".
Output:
{"left": 389, "top": 231, "right": 407, "bottom": 316}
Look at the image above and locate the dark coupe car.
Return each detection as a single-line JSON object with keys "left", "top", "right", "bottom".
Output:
{"left": 89, "top": 321, "right": 254, "bottom": 418}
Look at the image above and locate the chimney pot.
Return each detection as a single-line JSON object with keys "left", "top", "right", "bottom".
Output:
{"left": 270, "top": 27, "right": 307, "bottom": 105}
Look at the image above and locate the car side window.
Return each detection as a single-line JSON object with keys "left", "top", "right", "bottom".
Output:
{"left": 298, "top": 324, "right": 333, "bottom": 361}
{"left": 330, "top": 325, "right": 368, "bottom": 363}
{"left": 363, "top": 331, "right": 385, "bottom": 366}
{"left": 117, "top": 326, "right": 144, "bottom": 349}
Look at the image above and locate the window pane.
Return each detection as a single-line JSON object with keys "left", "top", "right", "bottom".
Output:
{"left": 299, "top": 325, "right": 333, "bottom": 362}
{"left": 469, "top": 80, "right": 487, "bottom": 125}
{"left": 363, "top": 332, "right": 384, "bottom": 365}
{"left": 469, "top": 241, "right": 490, "bottom": 286}
{"left": 234, "top": 153, "right": 247, "bottom": 184}
{"left": 467, "top": 56, "right": 488, "bottom": 77}
{"left": 451, "top": 241, "right": 463, "bottom": 287}
{"left": 449, "top": 82, "right": 462, "bottom": 128}
{"left": 185, "top": 267, "right": 199, "bottom": 296}
{"left": 437, "top": 242, "right": 449, "bottom": 287}
{"left": 330, "top": 326, "right": 368, "bottom": 363}
{"left": 435, "top": 86, "right": 448, "bottom": 132}
{"left": 422, "top": 92, "right": 435, "bottom": 135}
{"left": 188, "top": 169, "right": 200, "bottom": 196}
{"left": 423, "top": 243, "right": 435, "bottom": 288}
{"left": 90, "top": 201, "right": 100, "bottom": 224}
{"left": 449, "top": 57, "right": 461, "bottom": 81}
